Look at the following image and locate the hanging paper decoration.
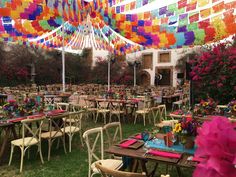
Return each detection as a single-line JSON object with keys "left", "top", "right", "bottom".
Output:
{"left": 0, "top": 0, "right": 235, "bottom": 55}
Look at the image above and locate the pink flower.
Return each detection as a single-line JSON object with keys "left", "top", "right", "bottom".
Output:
{"left": 217, "top": 83, "right": 223, "bottom": 88}
{"left": 193, "top": 117, "right": 236, "bottom": 177}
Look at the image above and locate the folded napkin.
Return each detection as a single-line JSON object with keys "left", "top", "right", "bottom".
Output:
{"left": 27, "top": 113, "right": 45, "bottom": 119}
{"left": 47, "top": 110, "right": 65, "bottom": 116}
{"left": 8, "top": 117, "right": 26, "bottom": 123}
{"left": 148, "top": 149, "right": 181, "bottom": 159}
{"left": 52, "top": 110, "right": 65, "bottom": 113}
{"left": 119, "top": 139, "right": 137, "bottom": 148}
{"left": 135, "top": 134, "right": 142, "bottom": 139}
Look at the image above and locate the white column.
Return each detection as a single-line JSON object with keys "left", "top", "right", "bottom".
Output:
{"left": 62, "top": 20, "right": 65, "bottom": 92}
{"left": 134, "top": 64, "right": 136, "bottom": 87}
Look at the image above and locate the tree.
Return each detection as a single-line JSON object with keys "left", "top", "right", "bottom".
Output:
{"left": 189, "top": 36, "right": 236, "bottom": 104}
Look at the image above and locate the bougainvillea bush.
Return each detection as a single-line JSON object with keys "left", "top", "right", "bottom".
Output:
{"left": 189, "top": 36, "right": 236, "bottom": 104}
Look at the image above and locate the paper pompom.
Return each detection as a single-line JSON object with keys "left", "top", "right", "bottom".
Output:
{"left": 193, "top": 117, "right": 236, "bottom": 177}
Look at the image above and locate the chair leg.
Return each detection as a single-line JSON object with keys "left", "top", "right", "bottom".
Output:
{"left": 118, "top": 114, "right": 121, "bottom": 122}
{"left": 143, "top": 114, "right": 146, "bottom": 126}
{"left": 27, "top": 148, "right": 30, "bottom": 159}
{"left": 48, "top": 140, "right": 51, "bottom": 161}
{"left": 8, "top": 144, "right": 15, "bottom": 166}
{"left": 109, "top": 113, "right": 112, "bottom": 123}
{"left": 88, "top": 165, "right": 91, "bottom": 177}
{"left": 95, "top": 112, "right": 99, "bottom": 123}
{"left": 152, "top": 111, "right": 155, "bottom": 124}
{"left": 80, "top": 131, "right": 84, "bottom": 147}
{"left": 134, "top": 114, "right": 137, "bottom": 124}
{"left": 56, "top": 138, "right": 60, "bottom": 149}
{"left": 38, "top": 144, "right": 44, "bottom": 164}
{"left": 20, "top": 148, "right": 24, "bottom": 173}
{"left": 69, "top": 135, "right": 72, "bottom": 153}
{"left": 103, "top": 113, "right": 106, "bottom": 124}
{"left": 63, "top": 136, "right": 67, "bottom": 154}
{"left": 148, "top": 113, "right": 151, "bottom": 124}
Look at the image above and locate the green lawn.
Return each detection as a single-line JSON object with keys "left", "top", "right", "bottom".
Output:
{"left": 0, "top": 117, "right": 193, "bottom": 177}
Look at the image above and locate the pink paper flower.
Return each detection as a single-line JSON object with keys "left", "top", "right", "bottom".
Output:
{"left": 193, "top": 117, "right": 236, "bottom": 177}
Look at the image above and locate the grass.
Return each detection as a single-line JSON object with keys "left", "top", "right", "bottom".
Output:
{"left": 0, "top": 116, "right": 193, "bottom": 177}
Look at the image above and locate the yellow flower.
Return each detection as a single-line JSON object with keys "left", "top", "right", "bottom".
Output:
{"left": 173, "top": 123, "right": 182, "bottom": 133}
{"left": 202, "top": 102, "right": 207, "bottom": 107}
{"left": 233, "top": 105, "right": 236, "bottom": 111}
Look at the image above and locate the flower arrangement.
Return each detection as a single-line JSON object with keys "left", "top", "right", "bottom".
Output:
{"left": 194, "top": 98, "right": 217, "bottom": 116}
{"left": 228, "top": 99, "right": 236, "bottom": 116}
{"left": 173, "top": 117, "right": 199, "bottom": 149}
{"left": 193, "top": 117, "right": 236, "bottom": 177}
{"left": 23, "top": 98, "right": 39, "bottom": 115}
{"left": 173, "top": 117, "right": 199, "bottom": 137}
{"left": 2, "top": 100, "right": 18, "bottom": 118}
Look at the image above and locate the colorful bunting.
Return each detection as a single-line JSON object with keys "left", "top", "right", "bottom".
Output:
{"left": 0, "top": 0, "right": 235, "bottom": 55}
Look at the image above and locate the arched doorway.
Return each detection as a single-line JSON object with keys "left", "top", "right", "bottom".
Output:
{"left": 140, "top": 71, "right": 151, "bottom": 86}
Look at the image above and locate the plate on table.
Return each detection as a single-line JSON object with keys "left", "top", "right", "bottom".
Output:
{"left": 116, "top": 139, "right": 144, "bottom": 149}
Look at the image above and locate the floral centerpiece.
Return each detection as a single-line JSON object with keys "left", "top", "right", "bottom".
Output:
{"left": 23, "top": 98, "right": 40, "bottom": 115}
{"left": 194, "top": 98, "right": 217, "bottom": 116}
{"left": 228, "top": 99, "right": 236, "bottom": 116}
{"left": 106, "top": 89, "right": 114, "bottom": 99}
{"left": 2, "top": 100, "right": 18, "bottom": 118}
{"left": 173, "top": 117, "right": 199, "bottom": 149}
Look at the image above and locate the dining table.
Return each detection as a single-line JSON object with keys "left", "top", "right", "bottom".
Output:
{"left": 169, "top": 112, "right": 236, "bottom": 123}
{"left": 0, "top": 110, "right": 69, "bottom": 164}
{"left": 105, "top": 133, "right": 198, "bottom": 177}
{"left": 85, "top": 97, "right": 143, "bottom": 121}
{"left": 162, "top": 94, "right": 181, "bottom": 109}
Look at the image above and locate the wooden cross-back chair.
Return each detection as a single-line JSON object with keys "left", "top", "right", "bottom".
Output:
{"left": 83, "top": 127, "right": 123, "bottom": 177}
{"left": 95, "top": 101, "right": 110, "bottom": 124}
{"left": 41, "top": 114, "right": 67, "bottom": 161}
{"left": 134, "top": 99, "right": 152, "bottom": 126}
{"left": 63, "top": 111, "right": 84, "bottom": 152}
{"left": 109, "top": 102, "right": 124, "bottom": 122}
{"left": 9, "top": 116, "right": 45, "bottom": 172}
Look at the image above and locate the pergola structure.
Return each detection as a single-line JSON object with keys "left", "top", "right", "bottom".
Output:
{"left": 0, "top": 0, "right": 235, "bottom": 90}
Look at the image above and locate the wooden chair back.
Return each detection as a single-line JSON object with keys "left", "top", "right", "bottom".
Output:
{"left": 95, "top": 162, "right": 146, "bottom": 177}
{"left": 103, "top": 122, "right": 122, "bottom": 147}
{"left": 47, "top": 114, "right": 67, "bottom": 139}
{"left": 158, "top": 104, "right": 167, "bottom": 120}
{"left": 21, "top": 117, "right": 45, "bottom": 146}
{"left": 97, "top": 101, "right": 109, "bottom": 109}
{"left": 83, "top": 127, "right": 104, "bottom": 167}
{"left": 66, "top": 111, "right": 84, "bottom": 135}
{"left": 56, "top": 102, "right": 70, "bottom": 111}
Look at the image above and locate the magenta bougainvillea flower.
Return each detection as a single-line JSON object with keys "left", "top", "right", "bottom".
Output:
{"left": 193, "top": 117, "right": 236, "bottom": 177}
{"left": 189, "top": 35, "right": 236, "bottom": 103}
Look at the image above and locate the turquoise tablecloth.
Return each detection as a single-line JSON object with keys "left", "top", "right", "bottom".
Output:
{"left": 145, "top": 138, "right": 196, "bottom": 155}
